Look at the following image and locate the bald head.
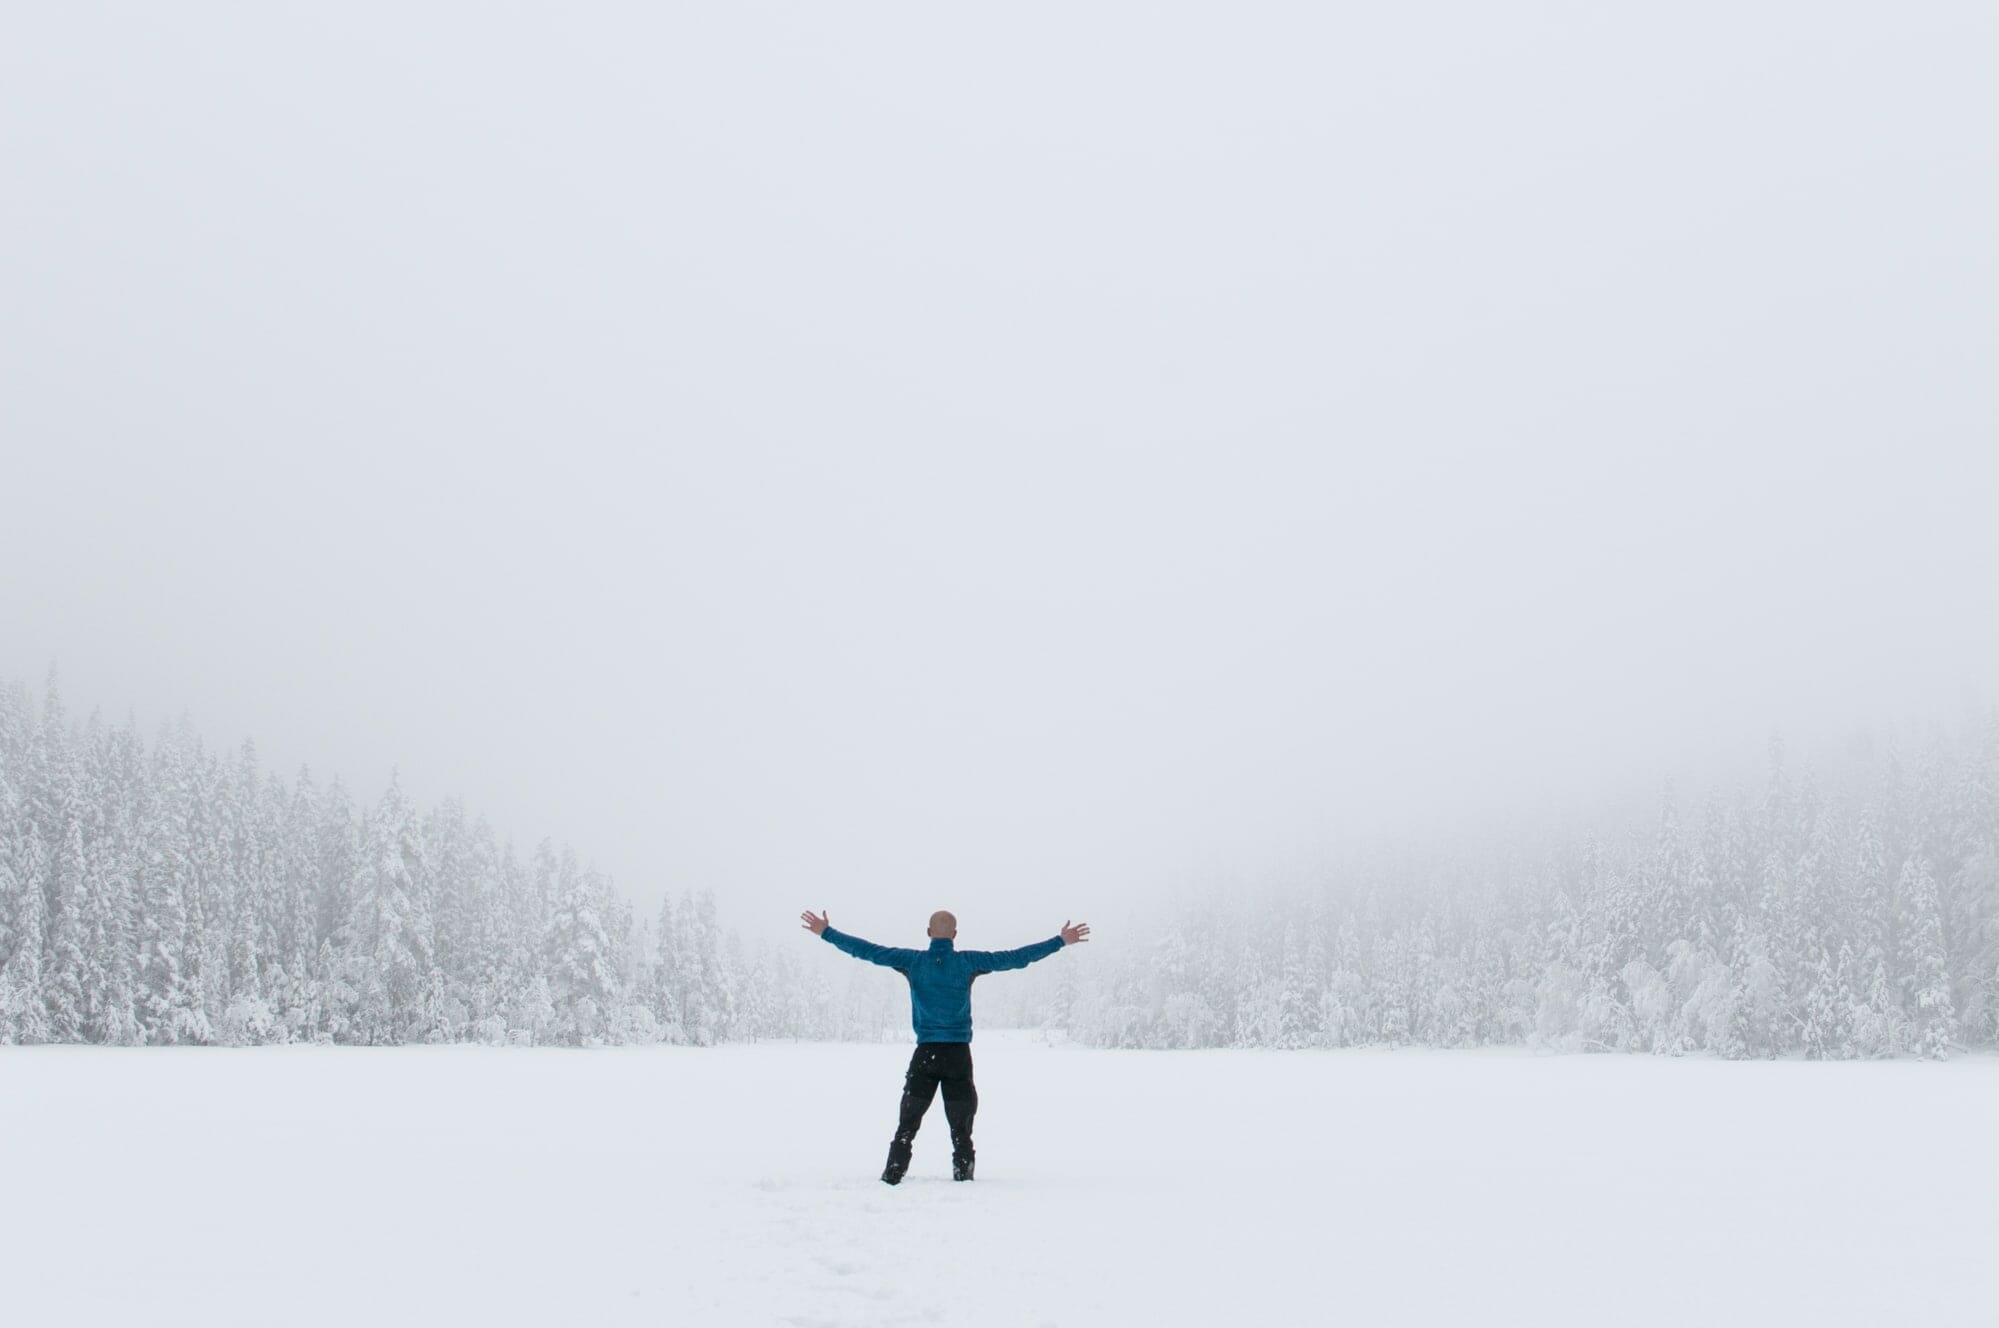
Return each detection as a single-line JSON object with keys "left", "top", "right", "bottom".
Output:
{"left": 927, "top": 910, "right": 958, "bottom": 939}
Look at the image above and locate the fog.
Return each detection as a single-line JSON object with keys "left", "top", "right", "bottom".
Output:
{"left": 4, "top": 4, "right": 1995, "bottom": 942}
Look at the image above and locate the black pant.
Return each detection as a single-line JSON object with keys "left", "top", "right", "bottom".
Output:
{"left": 889, "top": 1042, "right": 977, "bottom": 1168}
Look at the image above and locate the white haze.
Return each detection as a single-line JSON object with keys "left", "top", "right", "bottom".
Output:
{"left": 3, "top": 4, "right": 1996, "bottom": 941}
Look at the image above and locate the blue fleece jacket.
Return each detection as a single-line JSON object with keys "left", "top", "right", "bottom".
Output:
{"left": 821, "top": 927, "right": 1065, "bottom": 1043}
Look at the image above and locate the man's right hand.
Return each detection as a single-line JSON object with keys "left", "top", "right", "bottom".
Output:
{"left": 1060, "top": 919, "right": 1091, "bottom": 946}
{"left": 801, "top": 909, "right": 830, "bottom": 936}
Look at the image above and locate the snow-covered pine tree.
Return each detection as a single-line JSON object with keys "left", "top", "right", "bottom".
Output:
{"left": 339, "top": 774, "right": 436, "bottom": 1044}
{"left": 1894, "top": 856, "right": 1956, "bottom": 1059}
{"left": 544, "top": 848, "right": 618, "bottom": 1044}
{"left": 649, "top": 892, "right": 685, "bottom": 1043}
{"left": 0, "top": 716, "right": 51, "bottom": 1042}
{"left": 86, "top": 715, "right": 145, "bottom": 1045}
{"left": 35, "top": 678, "right": 92, "bottom": 1042}
{"left": 497, "top": 839, "right": 550, "bottom": 1044}
{"left": 678, "top": 890, "right": 735, "bottom": 1046}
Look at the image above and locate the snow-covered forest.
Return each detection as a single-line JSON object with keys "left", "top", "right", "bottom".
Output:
{"left": 4, "top": 669, "right": 1995, "bottom": 1058}
{"left": 0, "top": 671, "right": 897, "bottom": 1047}
{"left": 1020, "top": 722, "right": 1999, "bottom": 1060}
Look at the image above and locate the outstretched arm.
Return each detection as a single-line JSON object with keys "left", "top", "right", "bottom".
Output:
{"left": 964, "top": 920, "right": 1091, "bottom": 974}
{"left": 801, "top": 910, "right": 922, "bottom": 970}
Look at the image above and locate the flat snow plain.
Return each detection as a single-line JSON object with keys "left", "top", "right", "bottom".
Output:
{"left": 5, "top": 1032, "right": 1992, "bottom": 1327}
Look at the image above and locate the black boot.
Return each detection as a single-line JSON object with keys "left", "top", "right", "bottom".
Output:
{"left": 882, "top": 1138, "right": 912, "bottom": 1186}
{"left": 952, "top": 1152, "right": 975, "bottom": 1182}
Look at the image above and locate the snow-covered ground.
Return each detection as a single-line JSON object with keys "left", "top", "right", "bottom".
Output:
{"left": 5, "top": 1032, "right": 1992, "bottom": 1327}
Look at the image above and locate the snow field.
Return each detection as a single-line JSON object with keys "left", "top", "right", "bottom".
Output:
{"left": 4, "top": 1033, "right": 1993, "bottom": 1327}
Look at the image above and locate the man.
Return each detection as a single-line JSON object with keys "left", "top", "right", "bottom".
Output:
{"left": 801, "top": 908, "right": 1089, "bottom": 1184}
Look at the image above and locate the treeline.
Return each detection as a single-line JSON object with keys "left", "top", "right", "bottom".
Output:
{"left": 0, "top": 672, "right": 890, "bottom": 1046}
{"left": 7, "top": 668, "right": 1997, "bottom": 1058}
{"left": 1012, "top": 722, "right": 1998, "bottom": 1059}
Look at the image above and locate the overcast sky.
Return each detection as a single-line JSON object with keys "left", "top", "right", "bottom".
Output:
{"left": 4, "top": 4, "right": 1995, "bottom": 942}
